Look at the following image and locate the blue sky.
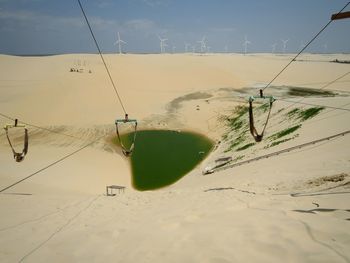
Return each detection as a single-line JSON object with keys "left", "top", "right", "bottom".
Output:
{"left": 0, "top": 0, "right": 349, "bottom": 54}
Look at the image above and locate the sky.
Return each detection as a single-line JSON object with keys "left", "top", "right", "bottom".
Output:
{"left": 0, "top": 0, "right": 349, "bottom": 54}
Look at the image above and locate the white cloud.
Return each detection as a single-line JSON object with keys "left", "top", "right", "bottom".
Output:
{"left": 0, "top": 9, "right": 36, "bottom": 21}
{"left": 0, "top": 8, "right": 164, "bottom": 37}
{"left": 0, "top": 9, "right": 84, "bottom": 31}
{"left": 0, "top": 9, "right": 128, "bottom": 34}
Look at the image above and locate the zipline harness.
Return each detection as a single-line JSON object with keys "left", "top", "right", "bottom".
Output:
{"left": 248, "top": 90, "right": 275, "bottom": 142}
{"left": 115, "top": 114, "right": 137, "bottom": 156}
{"left": 4, "top": 119, "right": 28, "bottom": 162}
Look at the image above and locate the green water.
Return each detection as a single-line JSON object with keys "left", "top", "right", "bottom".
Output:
{"left": 117, "top": 130, "right": 213, "bottom": 191}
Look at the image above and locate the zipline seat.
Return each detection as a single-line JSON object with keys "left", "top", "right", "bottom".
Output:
{"left": 248, "top": 90, "right": 275, "bottom": 142}
{"left": 115, "top": 114, "right": 137, "bottom": 157}
{"left": 3, "top": 119, "right": 29, "bottom": 162}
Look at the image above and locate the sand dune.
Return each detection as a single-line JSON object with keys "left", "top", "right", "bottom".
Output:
{"left": 0, "top": 53, "right": 349, "bottom": 262}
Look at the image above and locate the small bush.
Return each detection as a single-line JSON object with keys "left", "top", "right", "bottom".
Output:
{"left": 270, "top": 138, "right": 292, "bottom": 147}
{"left": 298, "top": 107, "right": 325, "bottom": 121}
{"left": 233, "top": 105, "right": 249, "bottom": 116}
{"left": 269, "top": 124, "right": 302, "bottom": 140}
{"left": 220, "top": 105, "right": 249, "bottom": 134}
{"left": 286, "top": 108, "right": 301, "bottom": 118}
{"left": 230, "top": 119, "right": 244, "bottom": 131}
{"left": 225, "top": 133, "right": 246, "bottom": 152}
{"left": 222, "top": 133, "right": 229, "bottom": 141}
{"left": 236, "top": 142, "right": 255, "bottom": 151}
{"left": 233, "top": 155, "right": 245, "bottom": 162}
{"left": 258, "top": 103, "right": 270, "bottom": 113}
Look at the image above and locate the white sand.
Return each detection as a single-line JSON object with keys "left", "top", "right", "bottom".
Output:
{"left": 0, "top": 53, "right": 350, "bottom": 262}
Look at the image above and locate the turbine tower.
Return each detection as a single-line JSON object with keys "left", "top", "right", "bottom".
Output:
{"left": 184, "top": 42, "right": 191, "bottom": 53}
{"left": 224, "top": 45, "right": 228, "bottom": 53}
{"left": 114, "top": 32, "right": 126, "bottom": 54}
{"left": 323, "top": 43, "right": 328, "bottom": 53}
{"left": 197, "top": 36, "right": 207, "bottom": 53}
{"left": 243, "top": 35, "right": 251, "bottom": 55}
{"left": 281, "top": 39, "right": 289, "bottom": 53}
{"left": 192, "top": 45, "right": 196, "bottom": 53}
{"left": 158, "top": 35, "right": 168, "bottom": 53}
{"left": 271, "top": 43, "right": 277, "bottom": 54}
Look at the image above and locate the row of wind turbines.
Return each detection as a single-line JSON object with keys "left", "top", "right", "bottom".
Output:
{"left": 114, "top": 32, "right": 211, "bottom": 54}
{"left": 244, "top": 37, "right": 290, "bottom": 54}
{"left": 114, "top": 32, "right": 327, "bottom": 55}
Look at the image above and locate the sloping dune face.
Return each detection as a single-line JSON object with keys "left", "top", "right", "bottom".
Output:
{"left": 1, "top": 53, "right": 350, "bottom": 263}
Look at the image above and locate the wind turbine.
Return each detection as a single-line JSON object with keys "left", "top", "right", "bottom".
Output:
{"left": 184, "top": 42, "right": 191, "bottom": 53}
{"left": 197, "top": 36, "right": 206, "bottom": 53}
{"left": 224, "top": 45, "right": 228, "bottom": 53}
{"left": 323, "top": 43, "right": 328, "bottom": 53}
{"left": 271, "top": 43, "right": 277, "bottom": 54}
{"left": 243, "top": 35, "right": 251, "bottom": 55}
{"left": 158, "top": 35, "right": 168, "bottom": 53}
{"left": 114, "top": 32, "right": 126, "bottom": 54}
{"left": 281, "top": 39, "right": 289, "bottom": 53}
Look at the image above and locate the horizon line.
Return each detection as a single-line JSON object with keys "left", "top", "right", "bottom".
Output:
{"left": 2, "top": 52, "right": 350, "bottom": 57}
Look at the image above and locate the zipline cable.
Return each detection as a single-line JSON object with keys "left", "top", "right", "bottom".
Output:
{"left": 77, "top": 0, "right": 127, "bottom": 115}
{"left": 0, "top": 112, "right": 96, "bottom": 142}
{"left": 284, "top": 71, "right": 350, "bottom": 108}
{"left": 266, "top": 70, "right": 350, "bottom": 124}
{"left": 306, "top": 102, "right": 350, "bottom": 123}
{"left": 0, "top": 134, "right": 105, "bottom": 193}
{"left": 320, "top": 71, "right": 350, "bottom": 90}
{"left": 276, "top": 98, "right": 350, "bottom": 112}
{"left": 262, "top": 1, "right": 350, "bottom": 93}
{"left": 283, "top": 71, "right": 350, "bottom": 110}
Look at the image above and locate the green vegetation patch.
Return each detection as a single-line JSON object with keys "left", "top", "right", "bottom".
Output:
{"left": 220, "top": 106, "right": 249, "bottom": 135}
{"left": 230, "top": 119, "right": 244, "bottom": 131}
{"left": 221, "top": 105, "right": 250, "bottom": 152}
{"left": 258, "top": 102, "right": 270, "bottom": 113}
{"left": 224, "top": 133, "right": 247, "bottom": 153}
{"left": 286, "top": 107, "right": 325, "bottom": 121}
{"left": 269, "top": 138, "right": 293, "bottom": 147}
{"left": 269, "top": 124, "right": 302, "bottom": 141}
{"left": 286, "top": 108, "right": 301, "bottom": 118}
{"left": 233, "top": 155, "right": 245, "bottom": 162}
{"left": 117, "top": 130, "right": 213, "bottom": 191}
{"left": 233, "top": 105, "right": 250, "bottom": 116}
{"left": 236, "top": 142, "right": 255, "bottom": 151}
{"left": 298, "top": 107, "right": 325, "bottom": 121}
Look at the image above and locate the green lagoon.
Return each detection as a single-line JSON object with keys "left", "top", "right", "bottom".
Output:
{"left": 116, "top": 130, "right": 213, "bottom": 191}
